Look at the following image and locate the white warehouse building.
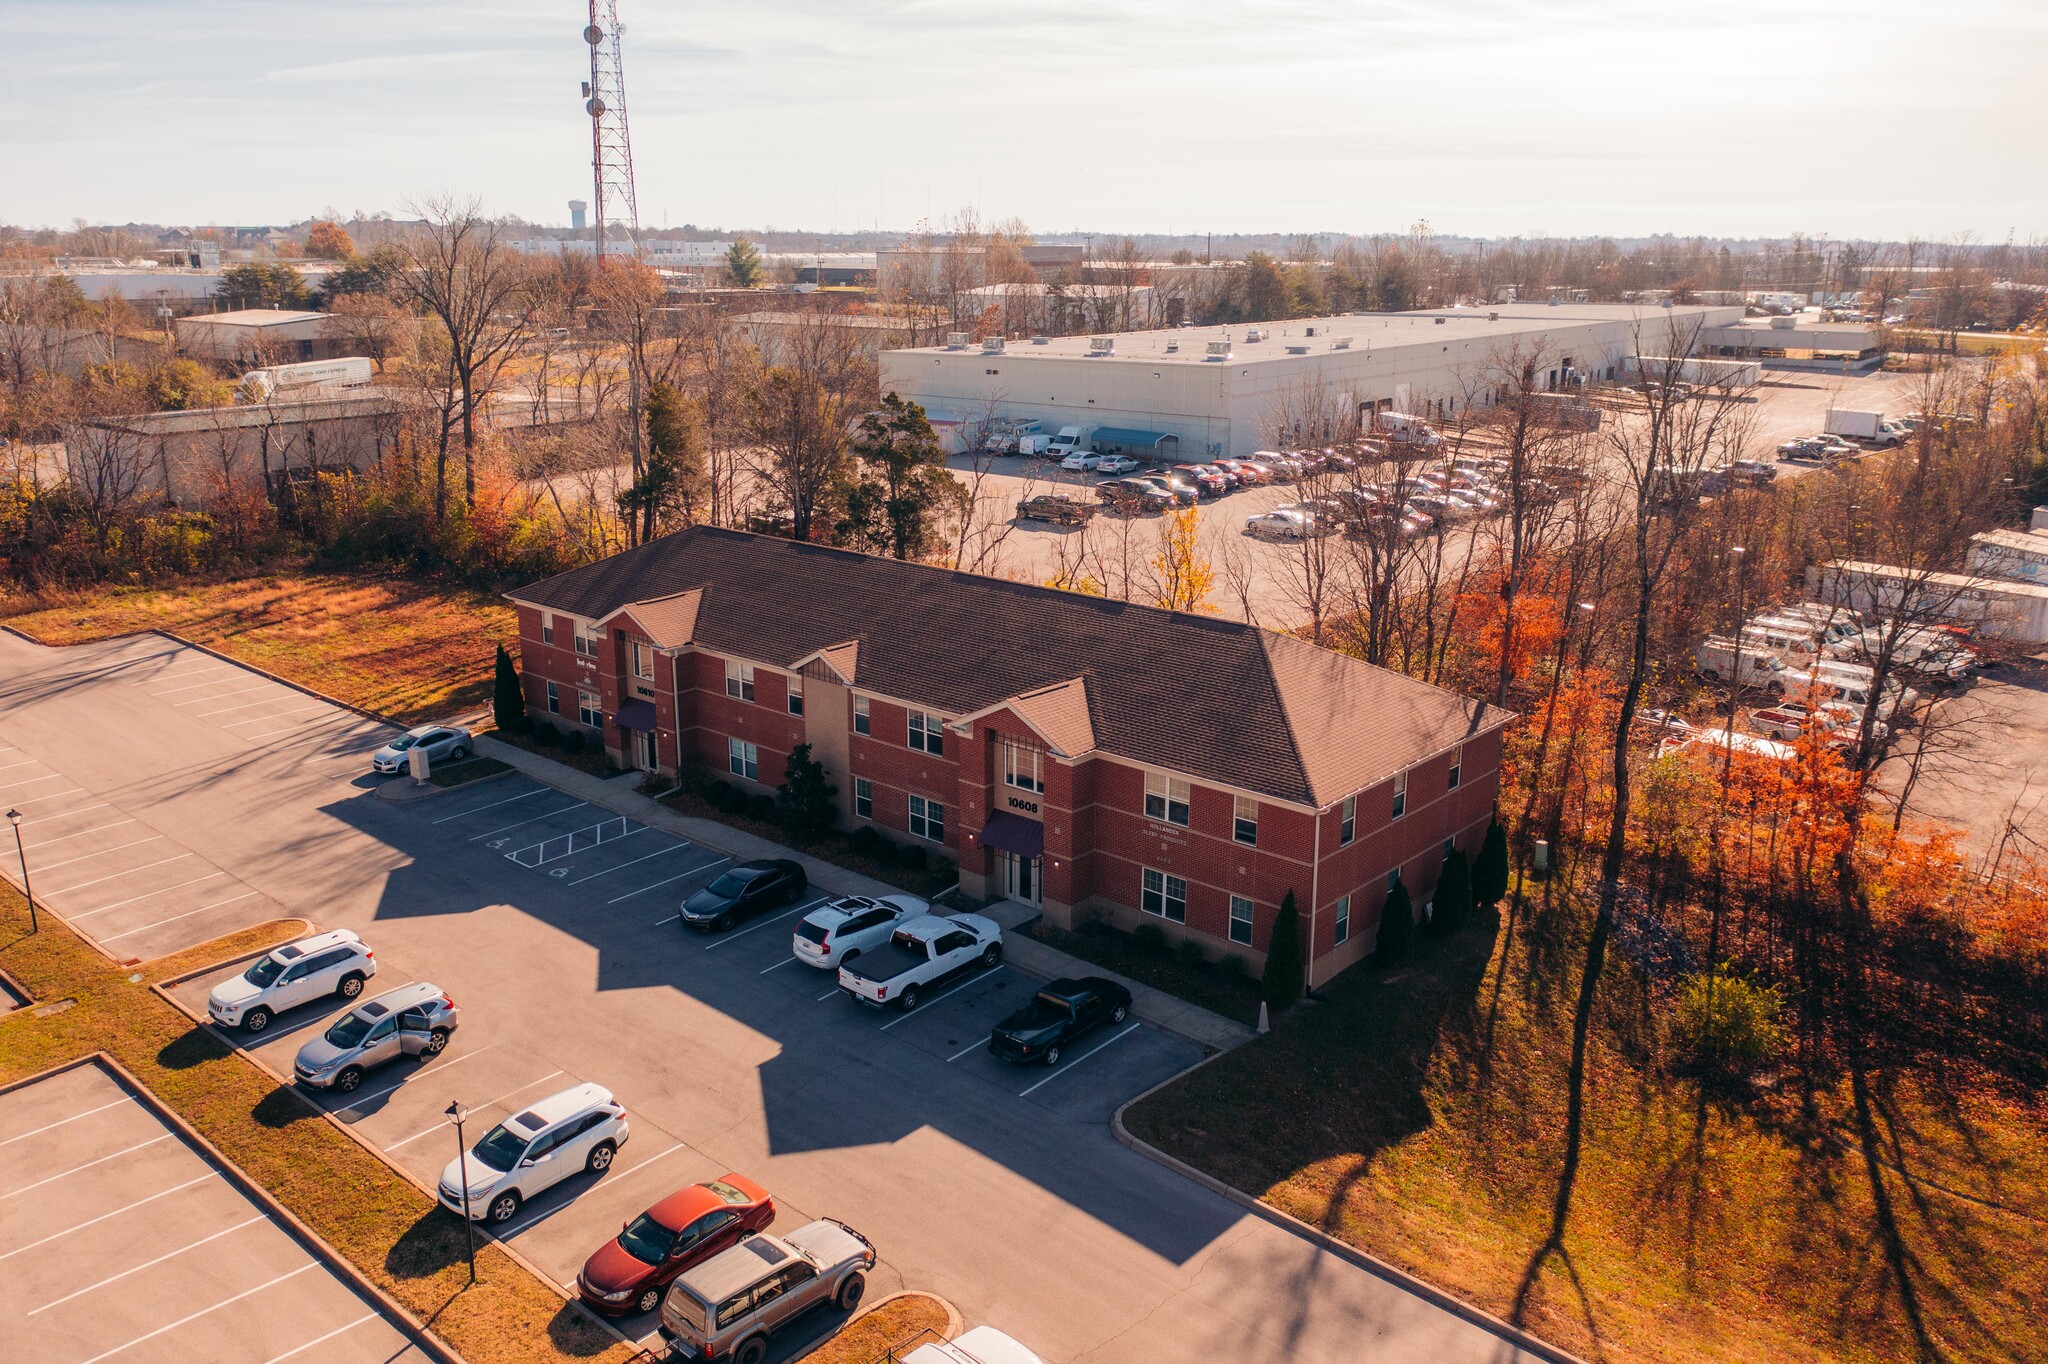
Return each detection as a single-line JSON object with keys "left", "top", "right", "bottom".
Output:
{"left": 879, "top": 302, "right": 1742, "bottom": 459}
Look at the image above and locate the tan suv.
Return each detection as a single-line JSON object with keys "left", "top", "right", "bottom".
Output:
{"left": 658, "top": 1219, "right": 874, "bottom": 1363}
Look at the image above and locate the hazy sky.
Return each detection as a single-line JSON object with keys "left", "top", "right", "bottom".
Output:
{"left": 5, "top": 0, "right": 2042, "bottom": 241}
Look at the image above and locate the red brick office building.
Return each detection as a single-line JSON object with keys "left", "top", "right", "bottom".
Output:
{"left": 507, "top": 527, "right": 1510, "bottom": 986}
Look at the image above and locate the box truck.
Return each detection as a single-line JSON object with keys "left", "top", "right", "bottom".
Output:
{"left": 240, "top": 356, "right": 374, "bottom": 400}
{"left": 1823, "top": 410, "right": 1908, "bottom": 446}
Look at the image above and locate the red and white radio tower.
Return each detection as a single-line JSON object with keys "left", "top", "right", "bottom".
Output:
{"left": 581, "top": 1, "right": 641, "bottom": 259}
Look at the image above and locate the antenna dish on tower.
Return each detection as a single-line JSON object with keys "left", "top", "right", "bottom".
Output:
{"left": 583, "top": 23, "right": 604, "bottom": 44}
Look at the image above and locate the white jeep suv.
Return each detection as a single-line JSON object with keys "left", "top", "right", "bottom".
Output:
{"left": 208, "top": 929, "right": 376, "bottom": 1034}
{"left": 439, "top": 1083, "right": 630, "bottom": 1224}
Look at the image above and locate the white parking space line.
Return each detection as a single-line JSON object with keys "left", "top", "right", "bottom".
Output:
{"left": 385, "top": 1071, "right": 565, "bottom": 1150}
{"left": 190, "top": 695, "right": 302, "bottom": 718}
{"left": 47, "top": 851, "right": 195, "bottom": 895}
{"left": 501, "top": 1141, "right": 691, "bottom": 1238}
{"left": 0, "top": 1096, "right": 134, "bottom": 1147}
{"left": 651, "top": 913, "right": 680, "bottom": 927}
{"left": 223, "top": 706, "right": 334, "bottom": 727}
{"left": 76, "top": 1263, "right": 319, "bottom": 1364}
{"left": 469, "top": 800, "right": 587, "bottom": 842}
{"left": 0, "top": 773, "right": 68, "bottom": 794}
{"left": 19, "top": 816, "right": 135, "bottom": 851}
{"left": 145, "top": 671, "right": 243, "bottom": 694}
{"left": 172, "top": 681, "right": 277, "bottom": 705}
{"left": 609, "top": 857, "right": 729, "bottom": 905}
{"left": 1, "top": 1134, "right": 174, "bottom": 1199}
{"left": 244, "top": 715, "right": 356, "bottom": 741}
{"left": 432, "top": 788, "right": 545, "bottom": 823}
{"left": 0, "top": 1172, "right": 216, "bottom": 1262}
{"left": 3, "top": 787, "right": 85, "bottom": 804}
{"left": 818, "top": 986, "right": 842, "bottom": 1001}
{"left": 74, "top": 871, "right": 228, "bottom": 920}
{"left": 947, "top": 1039, "right": 987, "bottom": 1063}
{"left": 335, "top": 1042, "right": 500, "bottom": 1109}
{"left": 34, "top": 834, "right": 164, "bottom": 873}
{"left": 28, "top": 1215, "right": 264, "bottom": 1315}
{"left": 1016, "top": 1023, "right": 1143, "bottom": 1097}
{"left": 878, "top": 971, "right": 996, "bottom": 1030}
{"left": 703, "top": 898, "right": 826, "bottom": 950}
{"left": 0, "top": 758, "right": 41, "bottom": 772}
{"left": 758, "top": 956, "right": 798, "bottom": 975}
{"left": 564, "top": 842, "right": 692, "bottom": 886}
{"left": 99, "top": 891, "right": 267, "bottom": 944}
{"left": 260, "top": 1313, "right": 379, "bottom": 1364}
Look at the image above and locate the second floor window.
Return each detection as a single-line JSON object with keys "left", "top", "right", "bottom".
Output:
{"left": 725, "top": 659, "right": 755, "bottom": 703}
{"left": 631, "top": 640, "right": 652, "bottom": 681}
{"left": 540, "top": 614, "right": 555, "bottom": 645}
{"left": 573, "top": 628, "right": 601, "bottom": 659}
{"left": 787, "top": 675, "right": 804, "bottom": 716}
{"left": 1340, "top": 796, "right": 1357, "bottom": 845}
{"left": 909, "top": 710, "right": 944, "bottom": 755}
{"left": 853, "top": 694, "right": 870, "bottom": 735}
{"left": 1145, "top": 772, "right": 1190, "bottom": 827}
{"left": 1392, "top": 770, "right": 1408, "bottom": 820}
{"left": 1448, "top": 743, "right": 1463, "bottom": 790}
{"left": 1233, "top": 794, "right": 1259, "bottom": 845}
{"left": 1003, "top": 741, "right": 1044, "bottom": 794}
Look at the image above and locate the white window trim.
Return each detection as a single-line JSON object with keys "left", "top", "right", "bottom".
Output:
{"left": 631, "top": 639, "right": 653, "bottom": 681}
{"left": 1141, "top": 867, "right": 1188, "bottom": 923}
{"left": 725, "top": 658, "right": 756, "bottom": 702}
{"left": 1233, "top": 794, "right": 1258, "bottom": 846}
{"left": 577, "top": 691, "right": 602, "bottom": 727}
{"left": 1391, "top": 770, "right": 1408, "bottom": 820}
{"left": 1228, "top": 894, "right": 1254, "bottom": 946}
{"left": 787, "top": 674, "right": 804, "bottom": 715}
{"left": 728, "top": 737, "right": 759, "bottom": 780}
{"left": 1144, "top": 771, "right": 1191, "bottom": 827}
{"left": 854, "top": 777, "right": 873, "bottom": 818}
{"left": 908, "top": 709, "right": 945, "bottom": 755}
{"left": 853, "top": 693, "right": 871, "bottom": 735}
{"left": 540, "top": 613, "right": 555, "bottom": 646}
{"left": 908, "top": 793, "right": 945, "bottom": 842}
{"left": 1448, "top": 743, "right": 1463, "bottom": 790}
{"left": 1003, "top": 741, "right": 1044, "bottom": 794}
{"left": 1340, "top": 795, "right": 1357, "bottom": 845}
{"left": 1334, "top": 894, "right": 1351, "bottom": 946}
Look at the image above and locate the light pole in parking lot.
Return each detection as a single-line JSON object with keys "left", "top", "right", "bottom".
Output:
{"left": 6, "top": 809, "right": 36, "bottom": 935}
{"left": 446, "top": 1100, "right": 477, "bottom": 1284}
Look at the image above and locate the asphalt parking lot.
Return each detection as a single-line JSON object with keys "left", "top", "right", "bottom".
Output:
{"left": 7, "top": 629, "right": 1546, "bottom": 1363}
{"left": 176, "top": 773, "right": 1201, "bottom": 1349}
{"left": 0, "top": 1060, "right": 425, "bottom": 1364}
{"left": 0, "top": 633, "right": 395, "bottom": 960}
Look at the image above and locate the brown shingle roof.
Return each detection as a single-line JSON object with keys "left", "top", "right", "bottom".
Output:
{"left": 604, "top": 589, "right": 702, "bottom": 650}
{"left": 509, "top": 527, "right": 1507, "bottom": 807}
{"left": 998, "top": 678, "right": 1097, "bottom": 759}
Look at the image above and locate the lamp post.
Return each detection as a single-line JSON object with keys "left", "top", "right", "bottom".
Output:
{"left": 1723, "top": 546, "right": 1748, "bottom": 784}
{"left": 446, "top": 1101, "right": 477, "bottom": 1284}
{"left": 6, "top": 809, "right": 36, "bottom": 934}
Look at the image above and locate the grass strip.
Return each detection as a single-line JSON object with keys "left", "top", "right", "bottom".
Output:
{"left": 793, "top": 1294, "right": 952, "bottom": 1364}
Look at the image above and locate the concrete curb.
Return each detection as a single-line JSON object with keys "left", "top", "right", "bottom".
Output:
{"left": 1110, "top": 1071, "right": 1587, "bottom": 1364}
{"left": 148, "top": 975, "right": 629, "bottom": 1353}
{"left": 373, "top": 764, "right": 517, "bottom": 804}
{"left": 0, "top": 1053, "right": 466, "bottom": 1364}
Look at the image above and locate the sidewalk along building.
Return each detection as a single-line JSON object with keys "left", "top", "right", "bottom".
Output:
{"left": 506, "top": 528, "right": 1510, "bottom": 984}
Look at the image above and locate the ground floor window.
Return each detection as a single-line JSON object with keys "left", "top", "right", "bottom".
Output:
{"left": 1228, "top": 894, "right": 1254, "bottom": 946}
{"left": 578, "top": 691, "right": 601, "bottom": 727}
{"left": 854, "top": 778, "right": 872, "bottom": 819}
{"left": 909, "top": 794, "right": 944, "bottom": 842}
{"left": 728, "top": 738, "right": 759, "bottom": 781}
{"left": 546, "top": 680, "right": 560, "bottom": 715}
{"left": 1334, "top": 894, "right": 1351, "bottom": 946}
{"left": 1141, "top": 868, "right": 1187, "bottom": 923}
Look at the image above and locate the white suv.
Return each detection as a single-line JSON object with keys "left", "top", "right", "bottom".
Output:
{"left": 791, "top": 894, "right": 928, "bottom": 969}
{"left": 208, "top": 929, "right": 376, "bottom": 1034}
{"left": 439, "top": 1083, "right": 630, "bottom": 1225}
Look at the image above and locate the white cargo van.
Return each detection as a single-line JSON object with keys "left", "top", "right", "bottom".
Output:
{"left": 1374, "top": 411, "right": 1442, "bottom": 447}
{"left": 1044, "top": 426, "right": 1093, "bottom": 461}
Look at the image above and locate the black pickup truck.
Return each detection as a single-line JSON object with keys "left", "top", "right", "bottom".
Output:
{"left": 1015, "top": 493, "right": 1097, "bottom": 526}
{"left": 987, "top": 976, "right": 1132, "bottom": 1065}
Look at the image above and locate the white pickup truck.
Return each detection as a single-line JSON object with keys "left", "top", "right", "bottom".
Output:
{"left": 837, "top": 913, "right": 1003, "bottom": 1011}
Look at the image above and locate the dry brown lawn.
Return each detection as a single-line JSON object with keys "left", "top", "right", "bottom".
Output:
{"left": 793, "top": 1294, "right": 951, "bottom": 1363}
{"left": 1, "top": 569, "right": 513, "bottom": 723}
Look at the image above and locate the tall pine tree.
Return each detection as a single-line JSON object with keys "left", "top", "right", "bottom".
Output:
{"left": 1431, "top": 852, "right": 1473, "bottom": 937}
{"left": 1375, "top": 880, "right": 1414, "bottom": 965}
{"left": 1262, "top": 891, "right": 1304, "bottom": 1013}
{"left": 1474, "top": 818, "right": 1510, "bottom": 909}
{"left": 492, "top": 643, "right": 524, "bottom": 733}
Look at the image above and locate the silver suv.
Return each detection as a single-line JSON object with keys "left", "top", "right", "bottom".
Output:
{"left": 293, "top": 982, "right": 460, "bottom": 1093}
{"left": 658, "top": 1219, "right": 874, "bottom": 1363}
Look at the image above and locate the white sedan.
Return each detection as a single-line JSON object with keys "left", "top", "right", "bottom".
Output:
{"left": 1059, "top": 451, "right": 1102, "bottom": 471}
{"left": 1094, "top": 455, "right": 1141, "bottom": 475}
{"left": 372, "top": 723, "right": 474, "bottom": 774}
{"left": 792, "top": 893, "right": 929, "bottom": 969}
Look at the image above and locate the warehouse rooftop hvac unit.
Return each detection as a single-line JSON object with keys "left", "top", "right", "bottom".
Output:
{"left": 1332, "top": 337, "right": 1353, "bottom": 350}
{"left": 1285, "top": 344, "right": 1310, "bottom": 354}
{"left": 1204, "top": 341, "right": 1232, "bottom": 361}
{"left": 1030, "top": 335, "right": 1050, "bottom": 345}
{"left": 945, "top": 332, "right": 971, "bottom": 349}
{"left": 1087, "top": 335, "right": 1114, "bottom": 355}
{"left": 981, "top": 336, "right": 1005, "bottom": 353}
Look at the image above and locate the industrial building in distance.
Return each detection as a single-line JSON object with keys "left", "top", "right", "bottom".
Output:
{"left": 880, "top": 302, "right": 1876, "bottom": 460}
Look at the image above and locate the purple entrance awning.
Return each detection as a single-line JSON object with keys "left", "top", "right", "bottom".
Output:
{"left": 978, "top": 812, "right": 1044, "bottom": 859}
{"left": 613, "top": 699, "right": 658, "bottom": 731}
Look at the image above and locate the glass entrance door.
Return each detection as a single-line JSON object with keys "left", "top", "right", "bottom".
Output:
{"left": 635, "top": 729, "right": 658, "bottom": 772}
{"left": 1000, "top": 851, "right": 1040, "bottom": 905}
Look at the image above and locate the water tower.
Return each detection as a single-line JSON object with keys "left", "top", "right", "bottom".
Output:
{"left": 568, "top": 200, "right": 588, "bottom": 233}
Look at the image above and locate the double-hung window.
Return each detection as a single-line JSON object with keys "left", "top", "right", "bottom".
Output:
{"left": 1233, "top": 795, "right": 1259, "bottom": 846}
{"left": 1141, "top": 868, "right": 1187, "bottom": 923}
{"left": 787, "top": 675, "right": 804, "bottom": 716}
{"left": 908, "top": 710, "right": 944, "bottom": 755}
{"left": 1144, "top": 772, "right": 1190, "bottom": 827}
{"left": 852, "top": 694, "right": 871, "bottom": 735}
{"left": 724, "top": 659, "right": 755, "bottom": 703}
{"left": 577, "top": 691, "right": 602, "bottom": 727}
{"left": 545, "top": 680, "right": 560, "bottom": 715}
{"left": 631, "top": 640, "right": 652, "bottom": 681}
{"left": 854, "top": 778, "right": 872, "bottom": 819}
{"left": 573, "top": 625, "right": 601, "bottom": 659}
{"left": 1334, "top": 894, "right": 1352, "bottom": 946}
{"left": 1391, "top": 771, "right": 1408, "bottom": 819}
{"left": 1228, "top": 894, "right": 1254, "bottom": 946}
{"left": 1448, "top": 744, "right": 1463, "bottom": 790}
{"left": 908, "top": 794, "right": 944, "bottom": 842}
{"left": 1340, "top": 795, "right": 1357, "bottom": 845}
{"left": 1003, "top": 741, "right": 1044, "bottom": 794}
{"left": 728, "top": 738, "right": 759, "bottom": 781}
{"left": 540, "top": 614, "right": 555, "bottom": 646}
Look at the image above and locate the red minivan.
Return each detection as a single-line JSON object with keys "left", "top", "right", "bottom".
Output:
{"left": 577, "top": 1173, "right": 776, "bottom": 1316}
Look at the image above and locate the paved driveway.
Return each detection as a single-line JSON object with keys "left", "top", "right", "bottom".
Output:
{"left": 0, "top": 1060, "right": 426, "bottom": 1364}
{"left": 1, "top": 630, "right": 1543, "bottom": 1363}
